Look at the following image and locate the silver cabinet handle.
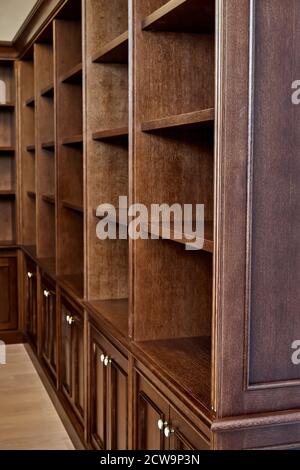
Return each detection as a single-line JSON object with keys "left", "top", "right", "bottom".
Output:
{"left": 69, "top": 316, "right": 75, "bottom": 325}
{"left": 164, "top": 426, "right": 175, "bottom": 438}
{"left": 157, "top": 419, "right": 167, "bottom": 431}
{"left": 104, "top": 356, "right": 112, "bottom": 367}
{"left": 100, "top": 354, "right": 105, "bottom": 363}
{"left": 66, "top": 315, "right": 70, "bottom": 323}
{"left": 43, "top": 289, "right": 50, "bottom": 298}
{"left": 27, "top": 272, "right": 33, "bottom": 278}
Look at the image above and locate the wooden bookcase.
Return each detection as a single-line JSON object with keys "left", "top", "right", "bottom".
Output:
{"left": 55, "top": 1, "right": 84, "bottom": 298}
{"left": 84, "top": 0, "right": 129, "bottom": 335}
{"left": 0, "top": 61, "right": 16, "bottom": 244}
{"left": 130, "top": 0, "right": 215, "bottom": 412}
{"left": 7, "top": 0, "right": 300, "bottom": 451}
{"left": 18, "top": 54, "right": 36, "bottom": 250}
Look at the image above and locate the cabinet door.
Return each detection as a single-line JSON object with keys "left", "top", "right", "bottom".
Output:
{"left": 25, "top": 258, "right": 37, "bottom": 350}
{"left": 136, "top": 374, "right": 168, "bottom": 450}
{"left": 61, "top": 296, "right": 85, "bottom": 424}
{"left": 89, "top": 326, "right": 107, "bottom": 450}
{"left": 168, "top": 408, "right": 210, "bottom": 451}
{"left": 41, "top": 276, "right": 57, "bottom": 384}
{"left": 106, "top": 337, "right": 128, "bottom": 450}
{"left": 0, "top": 255, "right": 18, "bottom": 331}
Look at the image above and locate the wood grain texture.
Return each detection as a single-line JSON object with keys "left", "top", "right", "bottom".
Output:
{"left": 136, "top": 336, "right": 211, "bottom": 410}
{"left": 84, "top": 0, "right": 129, "bottom": 301}
{"left": 142, "top": 0, "right": 215, "bottom": 33}
{"left": 0, "top": 344, "right": 74, "bottom": 450}
{"left": 54, "top": 17, "right": 84, "bottom": 279}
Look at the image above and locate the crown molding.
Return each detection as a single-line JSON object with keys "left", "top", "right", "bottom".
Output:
{"left": 0, "top": 0, "right": 68, "bottom": 60}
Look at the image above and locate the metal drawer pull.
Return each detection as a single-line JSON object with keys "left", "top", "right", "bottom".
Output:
{"left": 69, "top": 316, "right": 75, "bottom": 325}
{"left": 164, "top": 426, "right": 175, "bottom": 438}
{"left": 43, "top": 289, "right": 50, "bottom": 298}
{"left": 27, "top": 272, "right": 34, "bottom": 278}
{"left": 157, "top": 419, "right": 168, "bottom": 431}
{"left": 104, "top": 356, "right": 112, "bottom": 367}
{"left": 100, "top": 354, "right": 106, "bottom": 363}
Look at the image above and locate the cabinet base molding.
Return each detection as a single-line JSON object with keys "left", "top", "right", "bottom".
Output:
{"left": 0, "top": 330, "right": 24, "bottom": 344}
{"left": 212, "top": 411, "right": 300, "bottom": 450}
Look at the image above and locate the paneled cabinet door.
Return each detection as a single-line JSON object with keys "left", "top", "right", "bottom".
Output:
{"left": 61, "top": 296, "right": 85, "bottom": 424}
{"left": 0, "top": 255, "right": 18, "bottom": 331}
{"left": 167, "top": 408, "right": 210, "bottom": 451}
{"left": 41, "top": 276, "right": 57, "bottom": 384}
{"left": 106, "top": 337, "right": 128, "bottom": 450}
{"left": 25, "top": 258, "right": 37, "bottom": 350}
{"left": 89, "top": 326, "right": 128, "bottom": 450}
{"left": 90, "top": 329, "right": 107, "bottom": 450}
{"left": 136, "top": 375, "right": 169, "bottom": 450}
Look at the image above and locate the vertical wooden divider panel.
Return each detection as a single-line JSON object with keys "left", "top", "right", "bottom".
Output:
{"left": 129, "top": 0, "right": 216, "bottom": 412}
{"left": 35, "top": 40, "right": 56, "bottom": 263}
{"left": 54, "top": 14, "right": 84, "bottom": 296}
{"left": 83, "top": 0, "right": 129, "bottom": 324}
{"left": 16, "top": 58, "right": 36, "bottom": 248}
{"left": 0, "top": 61, "right": 16, "bottom": 243}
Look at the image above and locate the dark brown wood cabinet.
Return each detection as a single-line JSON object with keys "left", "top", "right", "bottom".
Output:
{"left": 0, "top": 253, "right": 18, "bottom": 332}
{"left": 60, "top": 294, "right": 85, "bottom": 428}
{"left": 135, "top": 372, "right": 209, "bottom": 451}
{"left": 41, "top": 275, "right": 57, "bottom": 385}
{"left": 24, "top": 256, "right": 37, "bottom": 350}
{"left": 2, "top": 0, "right": 298, "bottom": 451}
{"left": 89, "top": 324, "right": 128, "bottom": 450}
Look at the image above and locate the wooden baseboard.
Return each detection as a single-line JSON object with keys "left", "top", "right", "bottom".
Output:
{"left": 0, "top": 331, "right": 24, "bottom": 344}
{"left": 24, "top": 343, "right": 85, "bottom": 450}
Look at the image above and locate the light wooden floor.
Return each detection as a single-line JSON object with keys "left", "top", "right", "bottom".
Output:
{"left": 0, "top": 344, "right": 74, "bottom": 450}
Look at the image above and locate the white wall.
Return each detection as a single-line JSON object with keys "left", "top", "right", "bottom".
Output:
{"left": 0, "top": 0, "right": 38, "bottom": 42}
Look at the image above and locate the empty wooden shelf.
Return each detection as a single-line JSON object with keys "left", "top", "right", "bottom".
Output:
{"left": 62, "top": 199, "right": 83, "bottom": 214}
{"left": 62, "top": 134, "right": 83, "bottom": 146}
{"left": 57, "top": 273, "right": 84, "bottom": 300}
{"left": 142, "top": 0, "right": 215, "bottom": 33}
{"left": 84, "top": 299, "right": 129, "bottom": 339}
{"left": 92, "top": 126, "right": 128, "bottom": 142}
{"left": 0, "top": 190, "right": 15, "bottom": 197}
{"left": 41, "top": 141, "right": 55, "bottom": 150}
{"left": 42, "top": 194, "right": 55, "bottom": 205}
{"left": 25, "top": 96, "right": 35, "bottom": 107}
{"left": 143, "top": 220, "right": 214, "bottom": 253}
{"left": 135, "top": 336, "right": 211, "bottom": 410}
{"left": 40, "top": 84, "right": 54, "bottom": 97}
{"left": 0, "top": 102, "right": 14, "bottom": 109}
{"left": 92, "top": 31, "right": 128, "bottom": 64}
{"left": 0, "top": 146, "right": 14, "bottom": 153}
{"left": 38, "top": 257, "right": 56, "bottom": 279}
{"left": 141, "top": 109, "right": 214, "bottom": 132}
{"left": 60, "top": 62, "right": 82, "bottom": 83}
{"left": 27, "top": 191, "right": 36, "bottom": 200}
{"left": 0, "top": 0, "right": 297, "bottom": 453}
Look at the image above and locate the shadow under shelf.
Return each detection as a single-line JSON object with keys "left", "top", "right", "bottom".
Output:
{"left": 142, "top": 0, "right": 215, "bottom": 34}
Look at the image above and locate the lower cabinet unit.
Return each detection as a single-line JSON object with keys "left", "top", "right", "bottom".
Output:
{"left": 0, "top": 252, "right": 18, "bottom": 332}
{"left": 88, "top": 323, "right": 128, "bottom": 450}
{"left": 41, "top": 275, "right": 57, "bottom": 386}
{"left": 60, "top": 294, "right": 85, "bottom": 435}
{"left": 24, "top": 257, "right": 37, "bottom": 351}
{"left": 135, "top": 372, "right": 210, "bottom": 451}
